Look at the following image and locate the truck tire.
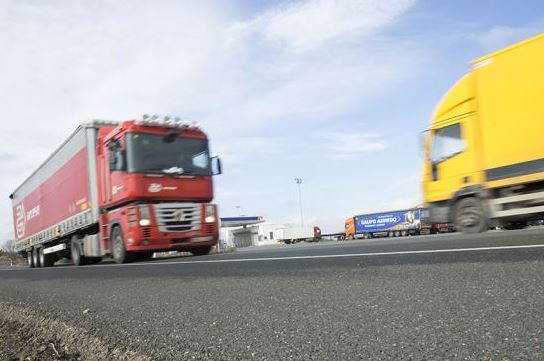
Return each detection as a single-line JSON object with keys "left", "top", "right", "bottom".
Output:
{"left": 401, "top": 231, "right": 407, "bottom": 237}
{"left": 32, "top": 247, "right": 41, "bottom": 268}
{"left": 111, "top": 226, "right": 133, "bottom": 264}
{"left": 39, "top": 247, "right": 55, "bottom": 267}
{"left": 454, "top": 197, "right": 488, "bottom": 234}
{"left": 71, "top": 238, "right": 86, "bottom": 266}
{"left": 190, "top": 246, "right": 212, "bottom": 256}
{"left": 27, "top": 251, "right": 34, "bottom": 268}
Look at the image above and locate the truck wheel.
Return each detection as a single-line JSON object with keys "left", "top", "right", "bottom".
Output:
{"left": 111, "top": 226, "right": 132, "bottom": 264}
{"left": 71, "top": 238, "right": 86, "bottom": 266}
{"left": 39, "top": 247, "right": 55, "bottom": 267}
{"left": 27, "top": 251, "right": 34, "bottom": 268}
{"left": 32, "top": 247, "right": 41, "bottom": 268}
{"left": 190, "top": 246, "right": 212, "bottom": 256}
{"left": 388, "top": 232, "right": 393, "bottom": 237}
{"left": 401, "top": 231, "right": 407, "bottom": 237}
{"left": 454, "top": 197, "right": 488, "bottom": 234}
{"left": 394, "top": 231, "right": 400, "bottom": 237}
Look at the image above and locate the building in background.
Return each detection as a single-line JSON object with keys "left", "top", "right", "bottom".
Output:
{"left": 220, "top": 217, "right": 293, "bottom": 248}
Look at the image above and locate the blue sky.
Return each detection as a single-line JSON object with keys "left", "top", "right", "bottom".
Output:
{"left": 0, "top": 0, "right": 543, "bottom": 238}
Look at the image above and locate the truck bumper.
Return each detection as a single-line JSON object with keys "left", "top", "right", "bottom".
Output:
{"left": 125, "top": 224, "right": 219, "bottom": 252}
{"left": 126, "top": 237, "right": 218, "bottom": 252}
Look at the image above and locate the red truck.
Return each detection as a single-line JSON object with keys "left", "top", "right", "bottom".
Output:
{"left": 10, "top": 117, "right": 222, "bottom": 267}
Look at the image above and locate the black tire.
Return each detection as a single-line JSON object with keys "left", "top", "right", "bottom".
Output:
{"left": 27, "top": 251, "right": 34, "bottom": 268}
{"left": 71, "top": 238, "right": 85, "bottom": 266}
{"left": 454, "top": 197, "right": 488, "bottom": 234}
{"left": 39, "top": 247, "right": 55, "bottom": 267}
{"left": 190, "top": 246, "right": 212, "bottom": 256}
{"left": 32, "top": 247, "right": 40, "bottom": 268}
{"left": 111, "top": 226, "right": 132, "bottom": 264}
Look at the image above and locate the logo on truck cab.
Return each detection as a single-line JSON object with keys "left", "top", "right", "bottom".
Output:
{"left": 148, "top": 183, "right": 178, "bottom": 193}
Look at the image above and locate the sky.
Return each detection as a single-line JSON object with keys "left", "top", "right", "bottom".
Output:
{"left": 0, "top": 0, "right": 543, "bottom": 239}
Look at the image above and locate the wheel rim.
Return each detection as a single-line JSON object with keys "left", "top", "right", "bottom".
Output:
{"left": 27, "top": 253, "right": 32, "bottom": 267}
{"left": 33, "top": 249, "right": 39, "bottom": 267}
{"left": 458, "top": 206, "right": 483, "bottom": 230}
{"left": 39, "top": 249, "right": 44, "bottom": 266}
{"left": 113, "top": 233, "right": 123, "bottom": 261}
{"left": 71, "top": 243, "right": 80, "bottom": 265}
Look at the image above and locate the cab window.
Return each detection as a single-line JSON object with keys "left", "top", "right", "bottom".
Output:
{"left": 430, "top": 123, "right": 465, "bottom": 163}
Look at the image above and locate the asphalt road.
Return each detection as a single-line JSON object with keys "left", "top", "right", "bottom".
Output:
{"left": 1, "top": 229, "right": 543, "bottom": 360}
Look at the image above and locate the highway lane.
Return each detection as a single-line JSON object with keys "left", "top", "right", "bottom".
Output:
{"left": 1, "top": 229, "right": 543, "bottom": 360}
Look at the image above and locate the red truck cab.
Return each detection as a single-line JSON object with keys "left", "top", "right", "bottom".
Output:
{"left": 97, "top": 120, "right": 221, "bottom": 263}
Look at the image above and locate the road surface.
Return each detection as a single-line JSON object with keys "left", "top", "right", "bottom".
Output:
{"left": 1, "top": 229, "right": 543, "bottom": 360}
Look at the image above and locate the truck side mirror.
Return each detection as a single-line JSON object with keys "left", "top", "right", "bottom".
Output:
{"left": 211, "top": 156, "right": 222, "bottom": 175}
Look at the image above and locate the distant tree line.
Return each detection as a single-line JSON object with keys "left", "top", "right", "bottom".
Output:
{"left": 0, "top": 239, "right": 22, "bottom": 266}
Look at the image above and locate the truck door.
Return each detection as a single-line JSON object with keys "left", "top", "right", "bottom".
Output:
{"left": 105, "top": 139, "right": 126, "bottom": 203}
{"left": 425, "top": 119, "right": 479, "bottom": 202}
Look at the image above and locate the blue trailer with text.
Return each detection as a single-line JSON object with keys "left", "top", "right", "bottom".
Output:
{"left": 353, "top": 209, "right": 431, "bottom": 238}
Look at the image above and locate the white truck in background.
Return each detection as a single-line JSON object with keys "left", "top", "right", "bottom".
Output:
{"left": 276, "top": 226, "right": 322, "bottom": 244}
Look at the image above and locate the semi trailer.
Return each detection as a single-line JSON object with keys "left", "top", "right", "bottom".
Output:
{"left": 344, "top": 208, "right": 431, "bottom": 239}
{"left": 422, "top": 32, "right": 544, "bottom": 233}
{"left": 10, "top": 117, "right": 222, "bottom": 267}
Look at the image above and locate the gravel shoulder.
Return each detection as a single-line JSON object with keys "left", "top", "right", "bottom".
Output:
{"left": 0, "top": 302, "right": 149, "bottom": 361}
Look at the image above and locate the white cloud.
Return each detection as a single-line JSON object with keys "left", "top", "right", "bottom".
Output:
{"left": 471, "top": 24, "right": 543, "bottom": 52}
{"left": 326, "top": 132, "right": 389, "bottom": 158}
{"left": 228, "top": 0, "right": 417, "bottom": 52}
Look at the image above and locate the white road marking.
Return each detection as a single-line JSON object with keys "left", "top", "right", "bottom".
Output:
{"left": 2, "top": 243, "right": 544, "bottom": 271}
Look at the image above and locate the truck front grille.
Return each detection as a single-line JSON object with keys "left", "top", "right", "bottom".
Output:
{"left": 153, "top": 203, "right": 201, "bottom": 232}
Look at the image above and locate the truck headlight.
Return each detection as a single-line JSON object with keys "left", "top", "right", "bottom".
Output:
{"left": 205, "top": 204, "right": 216, "bottom": 223}
{"left": 139, "top": 219, "right": 151, "bottom": 226}
{"left": 139, "top": 204, "right": 152, "bottom": 226}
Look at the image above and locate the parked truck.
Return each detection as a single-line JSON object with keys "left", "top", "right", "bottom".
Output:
{"left": 422, "top": 32, "right": 544, "bottom": 233}
{"left": 344, "top": 208, "right": 430, "bottom": 239}
{"left": 10, "top": 117, "right": 222, "bottom": 267}
{"left": 277, "top": 226, "right": 322, "bottom": 244}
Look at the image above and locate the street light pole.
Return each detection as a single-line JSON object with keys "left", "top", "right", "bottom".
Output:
{"left": 294, "top": 178, "right": 304, "bottom": 227}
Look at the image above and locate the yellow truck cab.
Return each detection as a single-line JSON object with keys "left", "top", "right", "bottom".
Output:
{"left": 422, "top": 33, "right": 544, "bottom": 233}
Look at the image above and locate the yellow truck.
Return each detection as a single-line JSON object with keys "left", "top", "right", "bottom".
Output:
{"left": 422, "top": 33, "right": 544, "bottom": 233}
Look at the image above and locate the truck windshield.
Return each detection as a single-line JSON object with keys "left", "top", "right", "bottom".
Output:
{"left": 126, "top": 133, "right": 211, "bottom": 176}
